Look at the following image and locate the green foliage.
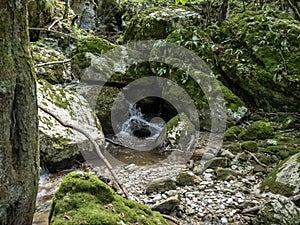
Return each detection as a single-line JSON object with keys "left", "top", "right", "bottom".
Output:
{"left": 239, "top": 121, "right": 274, "bottom": 140}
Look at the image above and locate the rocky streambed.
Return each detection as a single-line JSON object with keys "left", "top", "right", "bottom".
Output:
{"left": 34, "top": 125, "right": 300, "bottom": 225}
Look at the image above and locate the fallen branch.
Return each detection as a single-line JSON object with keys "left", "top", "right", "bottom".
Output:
{"left": 242, "top": 205, "right": 260, "bottom": 214}
{"left": 161, "top": 214, "right": 182, "bottom": 225}
{"left": 38, "top": 103, "right": 130, "bottom": 199}
{"left": 29, "top": 27, "right": 78, "bottom": 39}
{"left": 35, "top": 59, "right": 71, "bottom": 67}
{"left": 245, "top": 150, "right": 268, "bottom": 168}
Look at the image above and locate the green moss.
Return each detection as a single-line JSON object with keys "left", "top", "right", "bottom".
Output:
{"left": 50, "top": 171, "right": 168, "bottom": 225}
{"left": 219, "top": 10, "right": 300, "bottom": 111}
{"left": 31, "top": 42, "right": 68, "bottom": 84}
{"left": 260, "top": 158, "right": 295, "bottom": 197}
{"left": 146, "top": 178, "right": 176, "bottom": 194}
{"left": 123, "top": 6, "right": 203, "bottom": 42}
{"left": 225, "top": 142, "right": 241, "bottom": 153}
{"left": 224, "top": 126, "right": 241, "bottom": 141}
{"left": 241, "top": 141, "right": 258, "bottom": 152}
{"left": 267, "top": 145, "right": 299, "bottom": 159}
{"left": 239, "top": 121, "right": 274, "bottom": 140}
{"left": 72, "top": 37, "right": 116, "bottom": 78}
{"left": 38, "top": 80, "right": 75, "bottom": 112}
{"left": 176, "top": 172, "right": 194, "bottom": 186}
{"left": 215, "top": 167, "right": 241, "bottom": 181}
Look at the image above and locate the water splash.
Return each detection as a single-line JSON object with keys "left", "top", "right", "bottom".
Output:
{"left": 115, "top": 104, "right": 165, "bottom": 151}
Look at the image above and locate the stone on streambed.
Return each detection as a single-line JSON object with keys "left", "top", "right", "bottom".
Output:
{"left": 146, "top": 177, "right": 177, "bottom": 194}
{"left": 38, "top": 80, "right": 105, "bottom": 172}
{"left": 260, "top": 152, "right": 300, "bottom": 197}
{"left": 49, "top": 171, "right": 168, "bottom": 225}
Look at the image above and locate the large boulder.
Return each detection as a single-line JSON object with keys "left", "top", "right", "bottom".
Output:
{"left": 38, "top": 81, "right": 105, "bottom": 172}
{"left": 123, "top": 5, "right": 203, "bottom": 42}
{"left": 49, "top": 171, "right": 168, "bottom": 225}
{"left": 218, "top": 10, "right": 300, "bottom": 112}
{"left": 260, "top": 152, "right": 300, "bottom": 197}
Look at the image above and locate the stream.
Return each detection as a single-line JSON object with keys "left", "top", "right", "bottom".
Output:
{"left": 33, "top": 104, "right": 178, "bottom": 225}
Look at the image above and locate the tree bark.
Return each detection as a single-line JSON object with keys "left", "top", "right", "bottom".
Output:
{"left": 0, "top": 1, "right": 39, "bottom": 225}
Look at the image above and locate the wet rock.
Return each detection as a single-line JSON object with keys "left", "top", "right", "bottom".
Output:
{"left": 49, "top": 171, "right": 168, "bottom": 225}
{"left": 257, "top": 195, "right": 300, "bottom": 225}
{"left": 260, "top": 152, "right": 300, "bottom": 197}
{"left": 38, "top": 81, "right": 105, "bottom": 172}
{"left": 146, "top": 177, "right": 177, "bottom": 194}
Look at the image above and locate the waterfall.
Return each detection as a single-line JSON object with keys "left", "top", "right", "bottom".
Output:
{"left": 115, "top": 104, "right": 165, "bottom": 151}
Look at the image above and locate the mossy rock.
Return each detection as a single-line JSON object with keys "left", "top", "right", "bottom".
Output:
{"left": 71, "top": 37, "right": 116, "bottom": 78}
{"left": 266, "top": 145, "right": 299, "bottom": 159}
{"left": 241, "top": 141, "right": 258, "bottom": 152}
{"left": 123, "top": 5, "right": 203, "bottom": 42}
{"left": 176, "top": 172, "right": 195, "bottom": 186}
{"left": 257, "top": 195, "right": 300, "bottom": 225}
{"left": 225, "top": 142, "right": 241, "bottom": 153}
{"left": 49, "top": 171, "right": 168, "bottom": 225}
{"left": 215, "top": 167, "right": 241, "bottom": 181}
{"left": 260, "top": 153, "right": 300, "bottom": 197}
{"left": 239, "top": 121, "right": 274, "bottom": 140}
{"left": 38, "top": 81, "right": 105, "bottom": 172}
{"left": 224, "top": 126, "right": 241, "bottom": 141}
{"left": 146, "top": 178, "right": 177, "bottom": 194}
{"left": 31, "top": 43, "right": 71, "bottom": 84}
{"left": 219, "top": 10, "right": 300, "bottom": 111}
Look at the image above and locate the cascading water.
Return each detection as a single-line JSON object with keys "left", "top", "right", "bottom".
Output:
{"left": 113, "top": 104, "right": 166, "bottom": 151}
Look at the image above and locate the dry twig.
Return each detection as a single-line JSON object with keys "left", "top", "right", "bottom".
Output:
{"left": 35, "top": 59, "right": 71, "bottom": 67}
{"left": 244, "top": 150, "right": 268, "bottom": 168}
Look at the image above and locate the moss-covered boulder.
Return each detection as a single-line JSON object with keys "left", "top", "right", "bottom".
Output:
{"left": 31, "top": 43, "right": 72, "bottom": 84}
{"left": 256, "top": 195, "right": 300, "bottom": 225}
{"left": 38, "top": 81, "right": 105, "bottom": 172}
{"left": 71, "top": 37, "right": 117, "bottom": 79}
{"left": 224, "top": 126, "right": 241, "bottom": 141}
{"left": 260, "top": 153, "right": 300, "bottom": 197}
{"left": 149, "top": 27, "right": 248, "bottom": 129}
{"left": 49, "top": 171, "right": 168, "bottom": 225}
{"left": 123, "top": 5, "right": 203, "bottom": 42}
{"left": 239, "top": 121, "right": 274, "bottom": 140}
{"left": 218, "top": 10, "right": 300, "bottom": 112}
{"left": 176, "top": 172, "right": 195, "bottom": 186}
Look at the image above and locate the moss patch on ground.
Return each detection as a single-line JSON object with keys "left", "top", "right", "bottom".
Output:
{"left": 49, "top": 171, "right": 168, "bottom": 225}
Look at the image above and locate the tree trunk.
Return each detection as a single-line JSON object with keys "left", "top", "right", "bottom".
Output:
{"left": 0, "top": 1, "right": 39, "bottom": 225}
